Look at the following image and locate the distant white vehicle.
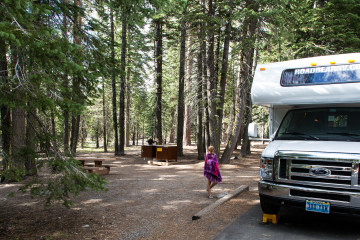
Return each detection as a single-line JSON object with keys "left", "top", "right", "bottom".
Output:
{"left": 249, "top": 53, "right": 360, "bottom": 215}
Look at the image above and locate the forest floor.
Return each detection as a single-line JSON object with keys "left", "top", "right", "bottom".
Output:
{"left": 0, "top": 143, "right": 266, "bottom": 240}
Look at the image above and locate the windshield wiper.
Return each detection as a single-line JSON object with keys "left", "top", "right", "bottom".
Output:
{"left": 278, "top": 132, "right": 319, "bottom": 140}
{"left": 327, "top": 132, "right": 360, "bottom": 137}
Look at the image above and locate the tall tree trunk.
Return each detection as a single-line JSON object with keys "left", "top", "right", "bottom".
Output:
{"left": 25, "top": 107, "right": 37, "bottom": 175}
{"left": 219, "top": 62, "right": 247, "bottom": 164}
{"left": 132, "top": 124, "right": 136, "bottom": 146}
{"left": 11, "top": 46, "right": 26, "bottom": 171}
{"left": 225, "top": 70, "right": 236, "bottom": 143}
{"left": 102, "top": 79, "right": 107, "bottom": 152}
{"left": 70, "top": 115, "right": 81, "bottom": 154}
{"left": 12, "top": 108, "right": 26, "bottom": 169}
{"left": 119, "top": 11, "right": 127, "bottom": 155}
{"left": 214, "top": 27, "right": 221, "bottom": 89}
{"left": 96, "top": 128, "right": 99, "bottom": 148}
{"left": 0, "top": 36, "right": 10, "bottom": 170}
{"left": 216, "top": 0, "right": 233, "bottom": 149}
{"left": 201, "top": 0, "right": 210, "bottom": 149}
{"left": 220, "top": 0, "right": 258, "bottom": 163}
{"left": 136, "top": 123, "right": 139, "bottom": 145}
{"left": 197, "top": 25, "right": 205, "bottom": 160}
{"left": 142, "top": 118, "right": 145, "bottom": 145}
{"left": 62, "top": 0, "right": 70, "bottom": 155}
{"left": 207, "top": 0, "right": 219, "bottom": 154}
{"left": 183, "top": 35, "right": 193, "bottom": 146}
{"left": 154, "top": 18, "right": 163, "bottom": 144}
{"left": 239, "top": 3, "right": 258, "bottom": 158}
{"left": 70, "top": 0, "right": 83, "bottom": 155}
{"left": 125, "top": 63, "right": 131, "bottom": 147}
{"left": 51, "top": 110, "right": 56, "bottom": 141}
{"left": 63, "top": 105, "right": 70, "bottom": 153}
{"left": 169, "top": 107, "right": 176, "bottom": 143}
{"left": 177, "top": 9, "right": 186, "bottom": 156}
{"left": 110, "top": 7, "right": 119, "bottom": 156}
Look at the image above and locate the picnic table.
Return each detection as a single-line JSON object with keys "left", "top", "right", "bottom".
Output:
{"left": 76, "top": 157, "right": 116, "bottom": 175}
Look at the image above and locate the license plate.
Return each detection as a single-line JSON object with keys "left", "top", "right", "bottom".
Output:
{"left": 305, "top": 200, "right": 330, "bottom": 214}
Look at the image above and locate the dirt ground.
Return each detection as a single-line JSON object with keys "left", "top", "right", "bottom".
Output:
{"left": 0, "top": 143, "right": 265, "bottom": 240}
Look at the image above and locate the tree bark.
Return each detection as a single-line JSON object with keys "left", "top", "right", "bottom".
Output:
{"left": 216, "top": 0, "right": 233, "bottom": 149}
{"left": 125, "top": 65, "right": 131, "bottom": 147}
{"left": 183, "top": 35, "right": 193, "bottom": 146}
{"left": 225, "top": 71, "right": 236, "bottom": 143}
{"left": 102, "top": 79, "right": 107, "bottom": 152}
{"left": 201, "top": 0, "right": 210, "bottom": 149}
{"left": 219, "top": 64, "right": 247, "bottom": 164}
{"left": 25, "top": 107, "right": 37, "bottom": 175}
{"left": 214, "top": 26, "right": 221, "bottom": 90}
{"left": 70, "top": 115, "right": 80, "bottom": 154}
{"left": 62, "top": 0, "right": 70, "bottom": 155}
{"left": 220, "top": 0, "right": 258, "bottom": 163}
{"left": 70, "top": 0, "right": 83, "bottom": 155}
{"left": 110, "top": 7, "right": 119, "bottom": 156}
{"left": 197, "top": 25, "right": 205, "bottom": 160}
{"left": 63, "top": 105, "right": 70, "bottom": 153}
{"left": 119, "top": 10, "right": 127, "bottom": 155}
{"left": 239, "top": 3, "right": 258, "bottom": 158}
{"left": 207, "top": 0, "right": 219, "bottom": 154}
{"left": 154, "top": 18, "right": 163, "bottom": 144}
{"left": 10, "top": 43, "right": 27, "bottom": 172}
{"left": 169, "top": 108, "right": 176, "bottom": 143}
{"left": 177, "top": 8, "right": 187, "bottom": 156}
{"left": 0, "top": 36, "right": 10, "bottom": 169}
{"left": 12, "top": 108, "right": 26, "bottom": 168}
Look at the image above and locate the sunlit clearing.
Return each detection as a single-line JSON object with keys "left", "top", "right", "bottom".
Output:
{"left": 82, "top": 198, "right": 103, "bottom": 204}
{"left": 143, "top": 189, "right": 159, "bottom": 193}
{"left": 162, "top": 205, "right": 178, "bottom": 210}
{"left": 0, "top": 183, "right": 21, "bottom": 189}
{"left": 162, "top": 200, "right": 192, "bottom": 210}
{"left": 152, "top": 175, "right": 178, "bottom": 180}
{"left": 168, "top": 200, "right": 192, "bottom": 205}
{"left": 19, "top": 202, "right": 38, "bottom": 207}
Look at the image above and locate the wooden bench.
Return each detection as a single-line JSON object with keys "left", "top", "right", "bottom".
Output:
{"left": 76, "top": 157, "right": 117, "bottom": 175}
{"left": 82, "top": 166, "right": 110, "bottom": 175}
{"left": 102, "top": 164, "right": 117, "bottom": 170}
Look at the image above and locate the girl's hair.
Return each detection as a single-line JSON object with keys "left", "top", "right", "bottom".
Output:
{"left": 208, "top": 146, "right": 215, "bottom": 152}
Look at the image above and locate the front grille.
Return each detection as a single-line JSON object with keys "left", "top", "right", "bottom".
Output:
{"left": 277, "top": 156, "right": 354, "bottom": 187}
{"left": 290, "top": 189, "right": 350, "bottom": 202}
{"left": 291, "top": 176, "right": 351, "bottom": 185}
{"left": 279, "top": 159, "right": 287, "bottom": 178}
{"left": 293, "top": 160, "right": 351, "bottom": 167}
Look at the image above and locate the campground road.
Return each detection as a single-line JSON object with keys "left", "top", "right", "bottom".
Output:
{"left": 215, "top": 204, "right": 360, "bottom": 240}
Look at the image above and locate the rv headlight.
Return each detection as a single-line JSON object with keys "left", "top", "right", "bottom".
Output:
{"left": 260, "top": 157, "right": 273, "bottom": 180}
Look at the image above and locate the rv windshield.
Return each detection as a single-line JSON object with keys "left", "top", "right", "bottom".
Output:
{"left": 275, "top": 108, "right": 360, "bottom": 141}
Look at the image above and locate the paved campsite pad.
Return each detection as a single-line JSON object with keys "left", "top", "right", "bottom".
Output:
{"left": 0, "top": 144, "right": 264, "bottom": 240}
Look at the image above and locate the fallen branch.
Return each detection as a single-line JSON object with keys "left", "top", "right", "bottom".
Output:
{"left": 192, "top": 185, "right": 249, "bottom": 220}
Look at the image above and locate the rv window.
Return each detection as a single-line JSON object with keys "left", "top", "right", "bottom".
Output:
{"left": 281, "top": 64, "right": 360, "bottom": 86}
{"left": 275, "top": 108, "right": 360, "bottom": 142}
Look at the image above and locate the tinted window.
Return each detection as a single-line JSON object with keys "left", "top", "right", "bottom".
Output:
{"left": 281, "top": 64, "right": 360, "bottom": 86}
{"left": 275, "top": 108, "right": 360, "bottom": 141}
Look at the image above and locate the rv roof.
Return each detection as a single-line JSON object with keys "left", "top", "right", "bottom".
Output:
{"left": 251, "top": 53, "right": 360, "bottom": 107}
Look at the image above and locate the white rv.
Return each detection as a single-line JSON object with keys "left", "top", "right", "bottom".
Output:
{"left": 250, "top": 53, "right": 360, "bottom": 215}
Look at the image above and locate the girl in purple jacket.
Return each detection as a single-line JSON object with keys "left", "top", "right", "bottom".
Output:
{"left": 204, "top": 146, "right": 222, "bottom": 198}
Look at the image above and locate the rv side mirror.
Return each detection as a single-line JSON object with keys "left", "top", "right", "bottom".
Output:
{"left": 248, "top": 122, "right": 258, "bottom": 138}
